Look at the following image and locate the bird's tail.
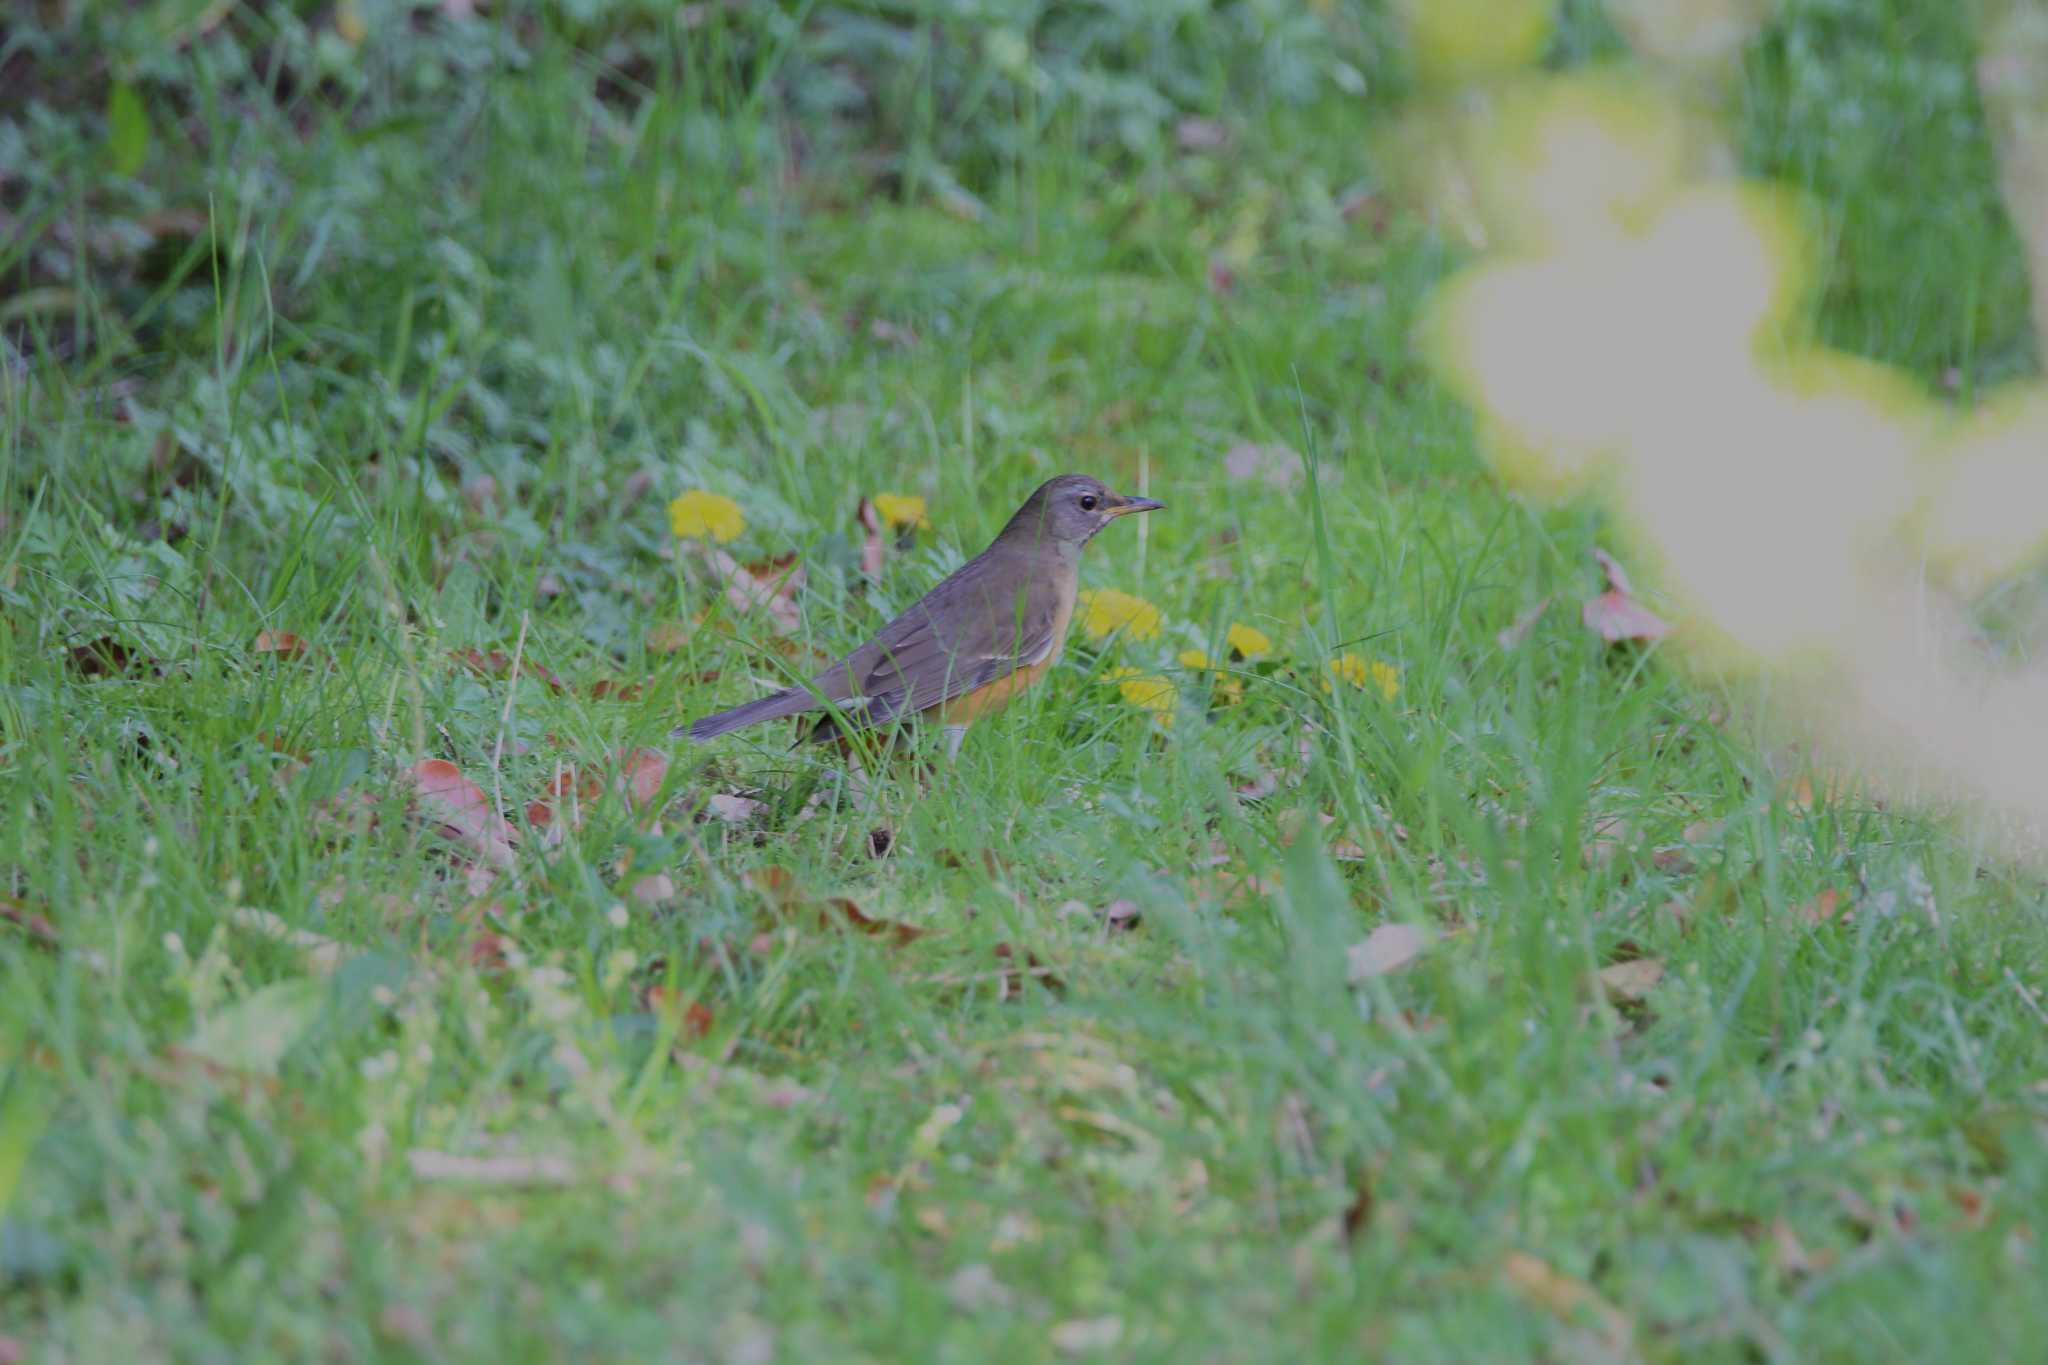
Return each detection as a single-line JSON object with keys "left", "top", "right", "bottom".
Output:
{"left": 673, "top": 686, "right": 816, "bottom": 742}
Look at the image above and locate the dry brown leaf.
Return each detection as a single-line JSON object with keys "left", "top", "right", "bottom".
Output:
{"left": 409, "top": 759, "right": 517, "bottom": 869}
{"left": 1583, "top": 547, "right": 1670, "bottom": 644}
{"left": 1497, "top": 597, "right": 1551, "bottom": 650}
{"left": 616, "top": 747, "right": 668, "bottom": 811}
{"left": 628, "top": 873, "right": 677, "bottom": 907}
{"left": 1796, "top": 887, "right": 1845, "bottom": 925}
{"left": 1347, "top": 922, "right": 1428, "bottom": 982}
{"left": 856, "top": 496, "right": 887, "bottom": 578}
{"left": 252, "top": 630, "right": 310, "bottom": 659}
{"left": 646, "top": 619, "right": 693, "bottom": 654}
{"left": 1597, "top": 957, "right": 1665, "bottom": 1003}
{"left": 453, "top": 646, "right": 565, "bottom": 695}
{"left": 525, "top": 765, "right": 602, "bottom": 845}
{"left": 586, "top": 679, "right": 645, "bottom": 702}
{"left": 746, "top": 864, "right": 928, "bottom": 945}
{"left": 67, "top": 636, "right": 153, "bottom": 678}
{"left": 0, "top": 895, "right": 58, "bottom": 951}
{"left": 643, "top": 986, "right": 715, "bottom": 1038}
{"left": 705, "top": 792, "right": 763, "bottom": 823}
{"left": 702, "top": 546, "right": 805, "bottom": 635}
{"left": 1502, "top": 1251, "right": 1633, "bottom": 1354}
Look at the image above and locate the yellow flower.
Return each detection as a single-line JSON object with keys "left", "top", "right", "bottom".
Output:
{"left": 871, "top": 492, "right": 930, "bottom": 530}
{"left": 668, "top": 490, "right": 745, "bottom": 543}
{"left": 1105, "top": 666, "right": 1176, "bottom": 726}
{"left": 1179, "top": 650, "right": 1242, "bottom": 705}
{"left": 1079, "top": 588, "right": 1162, "bottom": 641}
{"left": 1325, "top": 652, "right": 1401, "bottom": 701}
{"left": 1225, "top": 623, "right": 1272, "bottom": 659}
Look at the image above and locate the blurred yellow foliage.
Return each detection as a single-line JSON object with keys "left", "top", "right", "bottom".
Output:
{"left": 668, "top": 490, "right": 745, "bottom": 543}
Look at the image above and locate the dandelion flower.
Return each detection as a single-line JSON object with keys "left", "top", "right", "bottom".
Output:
{"left": 668, "top": 490, "right": 745, "bottom": 543}
{"left": 871, "top": 493, "right": 930, "bottom": 531}
{"left": 1178, "top": 650, "right": 1242, "bottom": 705}
{"left": 1105, "top": 666, "right": 1176, "bottom": 726}
{"left": 1326, "top": 652, "right": 1401, "bottom": 701}
{"left": 1080, "top": 588, "right": 1162, "bottom": 641}
{"left": 1225, "top": 623, "right": 1272, "bottom": 659}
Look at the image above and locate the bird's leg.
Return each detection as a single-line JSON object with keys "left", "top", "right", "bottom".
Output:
{"left": 944, "top": 724, "right": 968, "bottom": 764}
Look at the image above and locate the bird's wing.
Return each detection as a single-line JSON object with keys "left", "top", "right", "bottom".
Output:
{"left": 831, "top": 550, "right": 1066, "bottom": 730}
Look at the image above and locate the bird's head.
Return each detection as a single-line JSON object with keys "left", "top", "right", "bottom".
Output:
{"left": 998, "top": 473, "right": 1164, "bottom": 551}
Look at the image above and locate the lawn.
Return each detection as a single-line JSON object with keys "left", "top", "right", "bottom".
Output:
{"left": 5, "top": 2, "right": 2047, "bottom": 1361}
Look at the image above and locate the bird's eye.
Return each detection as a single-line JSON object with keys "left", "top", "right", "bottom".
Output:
{"left": 1079, "top": 494, "right": 1098, "bottom": 512}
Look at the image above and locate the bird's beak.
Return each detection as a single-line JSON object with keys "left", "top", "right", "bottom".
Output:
{"left": 1108, "top": 493, "right": 1165, "bottom": 517}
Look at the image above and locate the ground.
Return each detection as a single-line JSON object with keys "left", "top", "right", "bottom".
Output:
{"left": 4, "top": 3, "right": 2046, "bottom": 1361}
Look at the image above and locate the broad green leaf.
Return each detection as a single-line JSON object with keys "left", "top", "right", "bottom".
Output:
{"left": 182, "top": 978, "right": 326, "bottom": 1076}
{"left": 106, "top": 80, "right": 150, "bottom": 178}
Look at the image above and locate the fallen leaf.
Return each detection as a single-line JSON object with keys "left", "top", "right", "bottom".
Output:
{"left": 705, "top": 792, "right": 763, "bottom": 823}
{"left": 453, "top": 647, "right": 565, "bottom": 694}
{"left": 628, "top": 873, "right": 676, "bottom": 907}
{"left": 746, "top": 865, "right": 927, "bottom": 945}
{"left": 466, "top": 932, "right": 512, "bottom": 972}
{"left": 406, "top": 1149, "right": 574, "bottom": 1186}
{"left": 1769, "top": 1217, "right": 1834, "bottom": 1277}
{"left": 616, "top": 747, "right": 668, "bottom": 811}
{"left": 525, "top": 766, "right": 602, "bottom": 844}
{"left": 702, "top": 546, "right": 804, "bottom": 635}
{"left": 586, "top": 679, "right": 645, "bottom": 702}
{"left": 1193, "top": 867, "right": 1282, "bottom": 909}
{"left": 1340, "top": 1168, "right": 1375, "bottom": 1243}
{"left": 1582, "top": 548, "right": 1670, "bottom": 644}
{"left": 994, "top": 941, "right": 1064, "bottom": 997}
{"left": 252, "top": 630, "right": 310, "bottom": 659}
{"left": 1347, "top": 923, "right": 1428, "bottom": 982}
{"left": 409, "top": 759, "right": 518, "bottom": 869}
{"left": 644, "top": 987, "right": 715, "bottom": 1038}
{"left": 1501, "top": 1251, "right": 1633, "bottom": 1354}
{"left": 1497, "top": 597, "right": 1551, "bottom": 649}
{"left": 1796, "top": 887, "right": 1845, "bottom": 925}
{"left": 1175, "top": 115, "right": 1229, "bottom": 152}
{"left": 830, "top": 897, "right": 927, "bottom": 945}
{"left": 1051, "top": 1317, "right": 1124, "bottom": 1356}
{"left": 66, "top": 636, "right": 152, "bottom": 678}
{"left": 0, "top": 895, "right": 58, "bottom": 951}
{"left": 646, "top": 619, "right": 692, "bottom": 654}
{"left": 1597, "top": 957, "right": 1665, "bottom": 1003}
{"left": 856, "top": 497, "right": 887, "bottom": 577}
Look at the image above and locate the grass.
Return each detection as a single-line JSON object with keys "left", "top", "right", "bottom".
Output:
{"left": 5, "top": 2, "right": 2048, "bottom": 1360}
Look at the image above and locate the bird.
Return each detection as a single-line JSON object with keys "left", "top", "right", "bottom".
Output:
{"left": 675, "top": 473, "right": 1163, "bottom": 760}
